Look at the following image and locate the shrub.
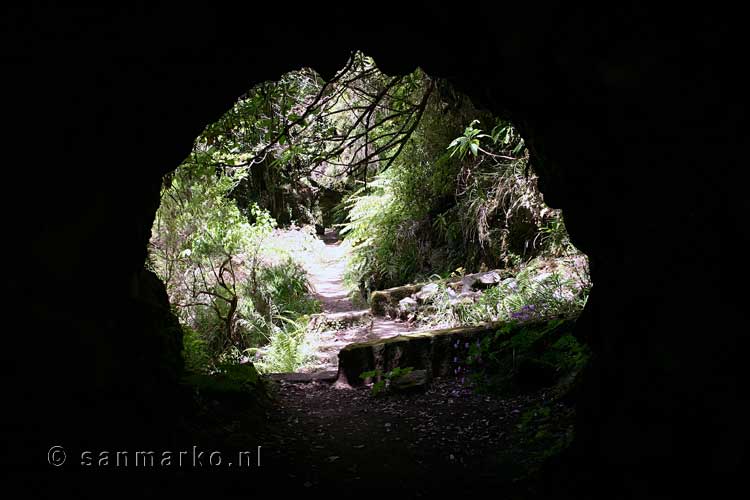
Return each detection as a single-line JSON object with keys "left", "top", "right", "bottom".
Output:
{"left": 342, "top": 107, "right": 583, "bottom": 298}
{"left": 150, "top": 157, "right": 320, "bottom": 372}
{"left": 256, "top": 258, "right": 319, "bottom": 319}
{"left": 182, "top": 326, "right": 212, "bottom": 374}
{"left": 183, "top": 362, "right": 266, "bottom": 404}
{"left": 465, "top": 319, "right": 589, "bottom": 394}
{"left": 251, "top": 316, "right": 315, "bottom": 373}
{"left": 413, "top": 255, "right": 590, "bottom": 329}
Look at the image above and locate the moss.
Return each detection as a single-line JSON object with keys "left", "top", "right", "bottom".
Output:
{"left": 338, "top": 321, "right": 508, "bottom": 385}
{"left": 182, "top": 363, "right": 268, "bottom": 407}
{"left": 369, "top": 283, "right": 424, "bottom": 316}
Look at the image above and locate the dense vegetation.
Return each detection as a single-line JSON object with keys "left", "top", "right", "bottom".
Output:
{"left": 341, "top": 96, "right": 580, "bottom": 294}
{"left": 148, "top": 157, "right": 322, "bottom": 373}
{"left": 148, "top": 51, "right": 591, "bottom": 381}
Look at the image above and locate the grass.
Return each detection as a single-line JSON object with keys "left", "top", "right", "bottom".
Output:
{"left": 415, "top": 253, "right": 590, "bottom": 329}
{"left": 249, "top": 316, "right": 320, "bottom": 373}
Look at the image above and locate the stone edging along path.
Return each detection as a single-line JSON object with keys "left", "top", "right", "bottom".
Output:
{"left": 289, "top": 230, "right": 414, "bottom": 377}
{"left": 267, "top": 229, "right": 578, "bottom": 388}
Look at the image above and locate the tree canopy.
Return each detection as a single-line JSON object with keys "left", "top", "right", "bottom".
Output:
{"left": 148, "top": 51, "right": 588, "bottom": 374}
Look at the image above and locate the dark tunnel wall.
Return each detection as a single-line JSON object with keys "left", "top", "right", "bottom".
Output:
{"left": 5, "top": 4, "right": 746, "bottom": 497}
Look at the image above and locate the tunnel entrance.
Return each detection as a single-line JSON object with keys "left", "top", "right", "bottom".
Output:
{"left": 146, "top": 51, "right": 593, "bottom": 491}
{"left": 13, "top": 7, "right": 743, "bottom": 498}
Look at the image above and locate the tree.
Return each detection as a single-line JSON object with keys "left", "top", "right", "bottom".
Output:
{"left": 199, "top": 51, "right": 435, "bottom": 224}
{"left": 149, "top": 154, "right": 276, "bottom": 359}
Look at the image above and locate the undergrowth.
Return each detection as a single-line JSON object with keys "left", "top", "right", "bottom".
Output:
{"left": 412, "top": 254, "right": 591, "bottom": 329}
{"left": 464, "top": 319, "right": 589, "bottom": 395}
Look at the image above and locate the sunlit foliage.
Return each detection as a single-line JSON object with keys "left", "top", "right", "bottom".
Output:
{"left": 148, "top": 156, "right": 319, "bottom": 371}
{"left": 340, "top": 83, "right": 580, "bottom": 294}
{"left": 149, "top": 51, "right": 588, "bottom": 376}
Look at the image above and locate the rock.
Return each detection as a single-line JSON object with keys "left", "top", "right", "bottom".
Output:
{"left": 390, "top": 369, "right": 429, "bottom": 393}
{"left": 458, "top": 269, "right": 506, "bottom": 293}
{"left": 308, "top": 310, "right": 372, "bottom": 331}
{"left": 336, "top": 318, "right": 577, "bottom": 386}
{"left": 473, "top": 271, "right": 502, "bottom": 289}
{"left": 337, "top": 323, "right": 502, "bottom": 386}
{"left": 500, "top": 277, "right": 518, "bottom": 290}
{"left": 399, "top": 297, "right": 418, "bottom": 309}
{"left": 132, "top": 268, "right": 184, "bottom": 384}
{"left": 369, "top": 270, "right": 507, "bottom": 314}
{"left": 448, "top": 290, "right": 478, "bottom": 308}
{"left": 459, "top": 276, "right": 475, "bottom": 294}
{"left": 369, "top": 283, "right": 424, "bottom": 316}
{"left": 398, "top": 297, "right": 418, "bottom": 318}
{"left": 415, "top": 283, "right": 439, "bottom": 303}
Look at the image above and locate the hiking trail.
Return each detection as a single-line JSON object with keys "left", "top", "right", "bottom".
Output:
{"left": 301, "top": 229, "right": 413, "bottom": 374}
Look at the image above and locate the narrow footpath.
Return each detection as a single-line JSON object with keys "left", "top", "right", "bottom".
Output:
{"left": 208, "top": 229, "right": 574, "bottom": 495}
{"left": 301, "top": 229, "right": 414, "bottom": 374}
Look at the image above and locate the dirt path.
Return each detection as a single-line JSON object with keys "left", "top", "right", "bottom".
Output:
{"left": 306, "top": 229, "right": 356, "bottom": 313}
{"left": 186, "top": 375, "right": 571, "bottom": 496}
{"left": 302, "top": 229, "right": 413, "bottom": 373}
{"left": 264, "top": 378, "right": 540, "bottom": 494}
{"left": 176, "top": 230, "right": 576, "bottom": 496}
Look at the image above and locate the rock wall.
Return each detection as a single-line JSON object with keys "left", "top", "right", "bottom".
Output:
{"left": 337, "top": 319, "right": 577, "bottom": 388}
{"left": 7, "top": 5, "right": 744, "bottom": 496}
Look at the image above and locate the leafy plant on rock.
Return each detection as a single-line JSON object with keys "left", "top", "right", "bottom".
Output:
{"left": 359, "top": 366, "right": 415, "bottom": 396}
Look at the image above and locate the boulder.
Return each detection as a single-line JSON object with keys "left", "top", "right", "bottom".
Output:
{"left": 474, "top": 270, "right": 502, "bottom": 289}
{"left": 369, "top": 269, "right": 508, "bottom": 314}
{"left": 459, "top": 269, "right": 506, "bottom": 293}
{"left": 415, "top": 283, "right": 440, "bottom": 303}
{"left": 308, "top": 309, "right": 372, "bottom": 331}
{"left": 369, "top": 283, "right": 424, "bottom": 316}
{"left": 398, "top": 297, "right": 418, "bottom": 318}
{"left": 500, "top": 277, "right": 518, "bottom": 290}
